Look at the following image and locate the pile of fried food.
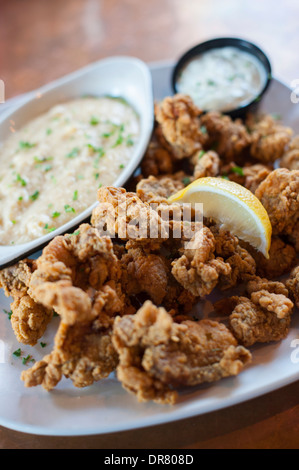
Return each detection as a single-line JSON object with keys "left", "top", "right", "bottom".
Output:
{"left": 1, "top": 94, "right": 298, "bottom": 405}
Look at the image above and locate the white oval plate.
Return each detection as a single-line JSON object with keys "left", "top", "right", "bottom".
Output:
{"left": 0, "top": 63, "right": 298, "bottom": 436}
{"left": 0, "top": 56, "right": 154, "bottom": 268}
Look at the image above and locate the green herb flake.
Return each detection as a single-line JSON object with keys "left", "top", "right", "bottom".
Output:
{"left": 94, "top": 173, "right": 100, "bottom": 180}
{"left": 16, "top": 173, "right": 27, "bottom": 187}
{"left": 52, "top": 211, "right": 61, "bottom": 219}
{"left": 53, "top": 311, "right": 59, "bottom": 317}
{"left": 29, "top": 190, "right": 39, "bottom": 201}
{"left": 221, "top": 175, "right": 230, "bottom": 180}
{"left": 198, "top": 150, "right": 205, "bottom": 159}
{"left": 98, "top": 183, "right": 103, "bottom": 189}
{"left": 13, "top": 348, "right": 22, "bottom": 357}
{"left": 271, "top": 113, "right": 282, "bottom": 120}
{"left": 66, "top": 147, "right": 80, "bottom": 159}
{"left": 22, "top": 355, "right": 35, "bottom": 365}
{"left": 231, "top": 166, "right": 244, "bottom": 176}
{"left": 119, "top": 164, "right": 124, "bottom": 169}
{"left": 3, "top": 309, "right": 12, "bottom": 320}
{"left": 19, "top": 141, "right": 36, "bottom": 149}
{"left": 40, "top": 342, "right": 47, "bottom": 348}
{"left": 200, "top": 125, "right": 207, "bottom": 135}
{"left": 18, "top": 196, "right": 23, "bottom": 201}
{"left": 44, "top": 224, "right": 56, "bottom": 233}
{"left": 90, "top": 116, "right": 99, "bottom": 126}
{"left": 182, "top": 177, "right": 191, "bottom": 186}
{"left": 64, "top": 205, "right": 76, "bottom": 213}
{"left": 207, "top": 79, "right": 216, "bottom": 86}
{"left": 11, "top": 220, "right": 16, "bottom": 224}
{"left": 73, "top": 190, "right": 78, "bottom": 201}
{"left": 112, "top": 135, "right": 124, "bottom": 148}
{"left": 46, "top": 128, "right": 52, "bottom": 135}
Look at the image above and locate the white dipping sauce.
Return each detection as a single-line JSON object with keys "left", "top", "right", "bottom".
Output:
{"left": 176, "top": 47, "right": 268, "bottom": 112}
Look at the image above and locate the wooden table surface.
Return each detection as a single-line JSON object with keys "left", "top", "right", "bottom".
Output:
{"left": 0, "top": 0, "right": 298, "bottom": 449}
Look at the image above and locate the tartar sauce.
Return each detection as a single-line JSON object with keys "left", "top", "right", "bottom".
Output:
{"left": 176, "top": 47, "right": 267, "bottom": 112}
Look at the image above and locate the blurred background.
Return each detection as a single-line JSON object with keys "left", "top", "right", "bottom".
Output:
{"left": 1, "top": 0, "right": 299, "bottom": 99}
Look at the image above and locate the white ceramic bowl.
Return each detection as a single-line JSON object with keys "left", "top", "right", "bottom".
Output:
{"left": 0, "top": 56, "right": 154, "bottom": 268}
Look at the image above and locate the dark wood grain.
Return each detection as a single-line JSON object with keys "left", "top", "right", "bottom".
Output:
{"left": 0, "top": 0, "right": 298, "bottom": 449}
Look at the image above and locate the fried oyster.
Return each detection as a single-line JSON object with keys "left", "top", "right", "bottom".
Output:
{"left": 112, "top": 300, "right": 251, "bottom": 404}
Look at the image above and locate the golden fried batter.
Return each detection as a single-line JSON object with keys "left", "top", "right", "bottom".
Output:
{"left": 247, "top": 114, "right": 292, "bottom": 163}
{"left": 255, "top": 168, "right": 299, "bottom": 237}
{"left": 155, "top": 94, "right": 206, "bottom": 159}
{"left": 112, "top": 300, "right": 251, "bottom": 404}
{"left": 200, "top": 111, "right": 251, "bottom": 162}
{"left": 280, "top": 135, "right": 299, "bottom": 171}
{"left": 141, "top": 139, "right": 175, "bottom": 177}
{"left": 191, "top": 150, "right": 220, "bottom": 179}
{"left": 136, "top": 175, "right": 184, "bottom": 205}
{"left": 248, "top": 236, "right": 296, "bottom": 279}
{"left": 0, "top": 259, "right": 53, "bottom": 345}
{"left": 286, "top": 266, "right": 299, "bottom": 308}
{"left": 92, "top": 186, "right": 168, "bottom": 250}
{"left": 227, "top": 277, "right": 294, "bottom": 346}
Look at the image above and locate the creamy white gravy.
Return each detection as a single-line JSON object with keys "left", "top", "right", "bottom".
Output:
{"left": 176, "top": 47, "right": 267, "bottom": 112}
{"left": 0, "top": 97, "right": 140, "bottom": 245}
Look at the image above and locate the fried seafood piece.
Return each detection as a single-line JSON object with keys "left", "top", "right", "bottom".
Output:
{"left": 211, "top": 227, "right": 256, "bottom": 289}
{"left": 200, "top": 111, "right": 251, "bottom": 162}
{"left": 171, "top": 226, "right": 231, "bottom": 297}
{"left": 280, "top": 136, "right": 299, "bottom": 171}
{"left": 220, "top": 163, "right": 272, "bottom": 193}
{"left": 21, "top": 281, "right": 123, "bottom": 390}
{"left": 247, "top": 114, "right": 292, "bottom": 163}
{"left": 255, "top": 169, "right": 299, "bottom": 237}
{"left": 121, "top": 242, "right": 197, "bottom": 312}
{"left": 112, "top": 300, "right": 251, "bottom": 404}
{"left": 141, "top": 140, "right": 175, "bottom": 177}
{"left": 247, "top": 236, "right": 296, "bottom": 279}
{"left": 0, "top": 259, "right": 53, "bottom": 345}
{"left": 136, "top": 175, "right": 184, "bottom": 205}
{"left": 155, "top": 94, "right": 206, "bottom": 159}
{"left": 190, "top": 150, "right": 221, "bottom": 179}
{"left": 226, "top": 277, "right": 294, "bottom": 346}
{"left": 91, "top": 186, "right": 169, "bottom": 250}
{"left": 286, "top": 266, "right": 299, "bottom": 308}
{"left": 29, "top": 224, "right": 125, "bottom": 325}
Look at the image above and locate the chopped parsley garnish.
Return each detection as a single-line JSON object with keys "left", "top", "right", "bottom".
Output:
{"left": 64, "top": 205, "right": 75, "bottom": 213}
{"left": 221, "top": 175, "right": 230, "bottom": 180}
{"left": 119, "top": 164, "right": 124, "bottom": 169}
{"left": 66, "top": 147, "right": 80, "bottom": 158}
{"left": 231, "top": 166, "right": 244, "bottom": 176}
{"left": 16, "top": 173, "right": 27, "bottom": 187}
{"left": 182, "top": 177, "right": 191, "bottom": 186}
{"left": 68, "top": 230, "right": 81, "bottom": 237}
{"left": 46, "top": 128, "right": 52, "bottom": 135}
{"left": 271, "top": 113, "right": 282, "bottom": 120}
{"left": 19, "top": 141, "right": 35, "bottom": 149}
{"left": 13, "top": 348, "right": 21, "bottom": 357}
{"left": 207, "top": 79, "right": 216, "bottom": 86}
{"left": 40, "top": 342, "right": 47, "bottom": 348}
{"left": 198, "top": 150, "right": 205, "bottom": 159}
{"left": 90, "top": 116, "right": 99, "bottom": 125}
{"left": 44, "top": 165, "right": 52, "bottom": 172}
{"left": 98, "top": 183, "right": 103, "bottom": 189}
{"left": 73, "top": 190, "right": 78, "bottom": 201}
{"left": 3, "top": 309, "right": 12, "bottom": 320}
{"left": 112, "top": 135, "right": 124, "bottom": 148}
{"left": 126, "top": 137, "right": 134, "bottom": 146}
{"left": 52, "top": 211, "right": 61, "bottom": 219}
{"left": 53, "top": 311, "right": 59, "bottom": 317}
{"left": 94, "top": 173, "right": 100, "bottom": 180}
{"left": 44, "top": 224, "right": 56, "bottom": 232}
{"left": 200, "top": 125, "right": 207, "bottom": 135}
{"left": 29, "top": 190, "right": 39, "bottom": 201}
{"left": 22, "top": 355, "right": 35, "bottom": 365}
{"left": 11, "top": 220, "right": 16, "bottom": 224}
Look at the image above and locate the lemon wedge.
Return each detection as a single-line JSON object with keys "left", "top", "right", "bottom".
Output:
{"left": 168, "top": 177, "right": 272, "bottom": 258}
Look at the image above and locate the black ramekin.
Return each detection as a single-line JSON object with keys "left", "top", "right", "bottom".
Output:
{"left": 172, "top": 37, "right": 272, "bottom": 119}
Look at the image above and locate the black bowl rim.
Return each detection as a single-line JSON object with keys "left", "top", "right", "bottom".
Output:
{"left": 172, "top": 37, "right": 272, "bottom": 116}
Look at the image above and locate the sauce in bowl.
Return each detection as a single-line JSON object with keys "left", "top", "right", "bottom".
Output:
{"left": 176, "top": 46, "right": 268, "bottom": 113}
{"left": 0, "top": 97, "right": 140, "bottom": 245}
